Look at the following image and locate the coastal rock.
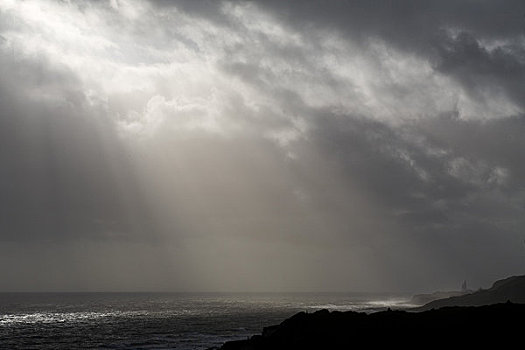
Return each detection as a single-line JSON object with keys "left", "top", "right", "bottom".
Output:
{"left": 219, "top": 303, "right": 525, "bottom": 349}
{"left": 410, "top": 290, "right": 469, "bottom": 305}
{"left": 418, "top": 275, "right": 525, "bottom": 310}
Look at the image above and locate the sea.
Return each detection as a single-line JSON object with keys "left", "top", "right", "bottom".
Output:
{"left": 0, "top": 292, "right": 414, "bottom": 349}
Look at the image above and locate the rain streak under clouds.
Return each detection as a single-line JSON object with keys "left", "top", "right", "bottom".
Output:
{"left": 1, "top": 0, "right": 525, "bottom": 293}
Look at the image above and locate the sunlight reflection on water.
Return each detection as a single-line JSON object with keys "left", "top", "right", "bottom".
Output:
{"left": 0, "top": 293, "right": 413, "bottom": 349}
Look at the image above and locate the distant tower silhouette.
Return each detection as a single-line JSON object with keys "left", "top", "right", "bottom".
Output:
{"left": 461, "top": 280, "right": 467, "bottom": 292}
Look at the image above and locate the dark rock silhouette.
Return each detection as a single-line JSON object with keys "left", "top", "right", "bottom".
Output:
{"left": 417, "top": 275, "right": 525, "bottom": 310}
{"left": 215, "top": 275, "right": 525, "bottom": 349}
{"left": 217, "top": 303, "right": 525, "bottom": 349}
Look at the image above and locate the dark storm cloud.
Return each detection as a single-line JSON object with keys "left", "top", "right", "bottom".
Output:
{"left": 308, "top": 111, "right": 525, "bottom": 227}
{"left": 257, "top": 0, "right": 525, "bottom": 108}
{"left": 256, "top": 0, "right": 525, "bottom": 46}
{"left": 1, "top": 0, "right": 524, "bottom": 292}
{"left": 250, "top": 0, "right": 525, "bottom": 274}
{"left": 434, "top": 32, "right": 525, "bottom": 109}
{"left": 298, "top": 109, "right": 525, "bottom": 286}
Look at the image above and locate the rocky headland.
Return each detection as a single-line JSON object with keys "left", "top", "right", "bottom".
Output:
{"left": 217, "top": 275, "right": 525, "bottom": 349}
{"left": 416, "top": 275, "right": 525, "bottom": 310}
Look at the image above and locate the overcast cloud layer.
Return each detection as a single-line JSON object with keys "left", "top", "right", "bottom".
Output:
{"left": 1, "top": 0, "right": 524, "bottom": 292}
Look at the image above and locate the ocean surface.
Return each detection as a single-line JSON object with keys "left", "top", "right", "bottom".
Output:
{"left": 0, "top": 292, "right": 413, "bottom": 349}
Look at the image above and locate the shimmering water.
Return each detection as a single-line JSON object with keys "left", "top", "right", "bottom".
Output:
{"left": 0, "top": 292, "right": 413, "bottom": 349}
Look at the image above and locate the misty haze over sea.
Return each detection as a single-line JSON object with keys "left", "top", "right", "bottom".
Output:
{"left": 0, "top": 292, "right": 412, "bottom": 349}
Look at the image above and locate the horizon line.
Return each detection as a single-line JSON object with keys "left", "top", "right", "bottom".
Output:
{"left": 0, "top": 290, "right": 413, "bottom": 294}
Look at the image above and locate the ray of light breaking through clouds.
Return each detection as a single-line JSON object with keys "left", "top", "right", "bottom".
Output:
{"left": 0, "top": 0, "right": 524, "bottom": 292}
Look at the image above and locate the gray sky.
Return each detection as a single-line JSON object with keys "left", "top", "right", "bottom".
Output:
{"left": 1, "top": 0, "right": 524, "bottom": 293}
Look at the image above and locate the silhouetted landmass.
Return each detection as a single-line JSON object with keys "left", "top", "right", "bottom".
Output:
{"left": 410, "top": 279, "right": 473, "bottom": 305}
{"left": 417, "top": 275, "right": 525, "bottom": 310}
{"left": 217, "top": 303, "right": 524, "bottom": 349}
{"left": 410, "top": 290, "right": 470, "bottom": 305}
{"left": 215, "top": 275, "right": 525, "bottom": 349}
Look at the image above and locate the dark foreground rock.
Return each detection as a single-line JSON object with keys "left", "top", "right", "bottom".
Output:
{"left": 418, "top": 275, "right": 525, "bottom": 310}
{"left": 218, "top": 303, "right": 525, "bottom": 349}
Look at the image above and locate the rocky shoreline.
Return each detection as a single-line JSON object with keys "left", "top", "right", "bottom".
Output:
{"left": 216, "top": 275, "right": 525, "bottom": 349}
{"left": 217, "top": 302, "right": 524, "bottom": 349}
